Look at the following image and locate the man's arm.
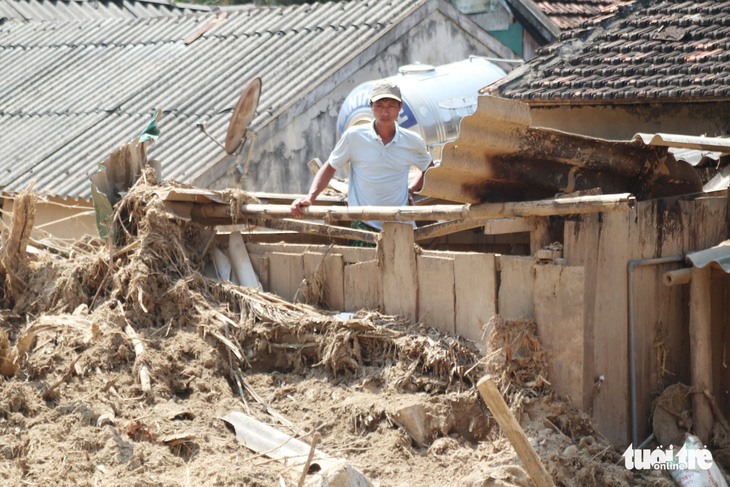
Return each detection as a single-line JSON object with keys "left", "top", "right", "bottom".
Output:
{"left": 290, "top": 162, "right": 337, "bottom": 218}
{"left": 408, "top": 161, "right": 435, "bottom": 205}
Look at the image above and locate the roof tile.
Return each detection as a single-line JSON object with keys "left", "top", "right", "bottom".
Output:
{"left": 493, "top": 0, "right": 730, "bottom": 104}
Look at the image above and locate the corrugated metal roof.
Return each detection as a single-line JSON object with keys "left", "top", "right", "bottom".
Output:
{"left": 420, "top": 95, "right": 703, "bottom": 203}
{"left": 0, "top": 0, "right": 431, "bottom": 199}
{"left": 0, "top": 0, "right": 208, "bottom": 22}
{"left": 687, "top": 239, "right": 730, "bottom": 273}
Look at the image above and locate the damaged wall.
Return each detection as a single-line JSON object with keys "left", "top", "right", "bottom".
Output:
{"left": 207, "top": 7, "right": 513, "bottom": 194}
{"left": 236, "top": 193, "right": 730, "bottom": 448}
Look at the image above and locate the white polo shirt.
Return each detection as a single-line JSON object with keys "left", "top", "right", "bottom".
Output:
{"left": 329, "top": 121, "right": 431, "bottom": 230}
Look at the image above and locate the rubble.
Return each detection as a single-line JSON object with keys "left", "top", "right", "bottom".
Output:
{"left": 0, "top": 174, "right": 717, "bottom": 486}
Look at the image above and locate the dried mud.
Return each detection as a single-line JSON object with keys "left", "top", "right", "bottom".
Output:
{"left": 0, "top": 176, "right": 704, "bottom": 486}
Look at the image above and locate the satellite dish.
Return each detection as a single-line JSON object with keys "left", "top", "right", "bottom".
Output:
{"left": 225, "top": 76, "right": 262, "bottom": 154}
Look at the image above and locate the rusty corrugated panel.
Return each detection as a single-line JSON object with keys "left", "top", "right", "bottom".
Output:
{"left": 421, "top": 95, "right": 703, "bottom": 204}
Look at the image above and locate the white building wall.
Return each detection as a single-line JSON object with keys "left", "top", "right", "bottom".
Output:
{"left": 209, "top": 8, "right": 512, "bottom": 195}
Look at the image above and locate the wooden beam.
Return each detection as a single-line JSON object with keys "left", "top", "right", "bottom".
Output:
{"left": 483, "top": 217, "right": 534, "bottom": 235}
{"left": 251, "top": 218, "right": 377, "bottom": 244}
{"left": 414, "top": 219, "right": 486, "bottom": 241}
{"left": 381, "top": 223, "right": 417, "bottom": 322}
{"left": 190, "top": 193, "right": 635, "bottom": 224}
{"left": 690, "top": 265, "right": 713, "bottom": 444}
{"left": 477, "top": 377, "right": 556, "bottom": 487}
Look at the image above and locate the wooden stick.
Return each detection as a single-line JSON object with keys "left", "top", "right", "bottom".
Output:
{"left": 477, "top": 376, "right": 556, "bottom": 487}
{"left": 414, "top": 219, "right": 486, "bottom": 241}
{"left": 42, "top": 354, "right": 83, "bottom": 399}
{"left": 296, "top": 432, "right": 320, "bottom": 487}
{"left": 703, "top": 389, "right": 730, "bottom": 435}
{"left": 307, "top": 158, "right": 347, "bottom": 194}
{"left": 190, "top": 193, "right": 634, "bottom": 223}
{"left": 125, "top": 324, "right": 151, "bottom": 393}
{"left": 251, "top": 218, "right": 378, "bottom": 244}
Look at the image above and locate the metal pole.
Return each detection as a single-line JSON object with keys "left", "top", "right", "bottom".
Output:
{"left": 627, "top": 255, "right": 685, "bottom": 446}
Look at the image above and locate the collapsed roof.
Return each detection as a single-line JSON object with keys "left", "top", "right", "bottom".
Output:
{"left": 421, "top": 95, "right": 706, "bottom": 203}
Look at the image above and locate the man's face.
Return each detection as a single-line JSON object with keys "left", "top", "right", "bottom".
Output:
{"left": 370, "top": 98, "right": 402, "bottom": 125}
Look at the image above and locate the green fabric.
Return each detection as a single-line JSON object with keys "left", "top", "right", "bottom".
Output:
{"left": 138, "top": 109, "right": 161, "bottom": 144}
{"left": 348, "top": 221, "right": 377, "bottom": 247}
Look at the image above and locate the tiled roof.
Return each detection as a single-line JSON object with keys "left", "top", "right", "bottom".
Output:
{"left": 535, "top": 0, "right": 622, "bottom": 30}
{"left": 0, "top": 0, "right": 431, "bottom": 199}
{"left": 0, "top": 0, "right": 207, "bottom": 22}
{"left": 489, "top": 0, "right": 730, "bottom": 104}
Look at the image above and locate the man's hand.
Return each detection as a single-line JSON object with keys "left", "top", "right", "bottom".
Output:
{"left": 290, "top": 196, "right": 313, "bottom": 218}
{"left": 407, "top": 188, "right": 415, "bottom": 206}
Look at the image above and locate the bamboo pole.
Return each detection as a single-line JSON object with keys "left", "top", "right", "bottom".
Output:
{"left": 662, "top": 267, "right": 692, "bottom": 286}
{"left": 190, "top": 193, "right": 635, "bottom": 224}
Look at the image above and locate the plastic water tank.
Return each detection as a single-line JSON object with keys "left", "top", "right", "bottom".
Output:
{"left": 336, "top": 56, "right": 507, "bottom": 159}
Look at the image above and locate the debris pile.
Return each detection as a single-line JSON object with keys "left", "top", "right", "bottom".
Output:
{"left": 0, "top": 175, "right": 704, "bottom": 486}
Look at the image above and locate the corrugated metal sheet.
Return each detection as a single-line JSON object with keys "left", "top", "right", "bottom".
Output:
{"left": 420, "top": 95, "right": 703, "bottom": 204}
{"left": 0, "top": 0, "right": 429, "bottom": 199}
{"left": 687, "top": 240, "right": 730, "bottom": 273}
{"left": 0, "top": 0, "right": 207, "bottom": 22}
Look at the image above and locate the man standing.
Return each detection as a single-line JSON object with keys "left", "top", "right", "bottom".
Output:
{"left": 290, "top": 80, "right": 433, "bottom": 231}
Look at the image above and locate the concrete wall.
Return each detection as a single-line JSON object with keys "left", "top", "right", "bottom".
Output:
{"left": 208, "top": 5, "right": 513, "bottom": 195}
{"left": 529, "top": 101, "right": 730, "bottom": 141}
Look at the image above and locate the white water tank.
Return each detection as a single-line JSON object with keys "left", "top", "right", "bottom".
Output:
{"left": 336, "top": 56, "right": 507, "bottom": 160}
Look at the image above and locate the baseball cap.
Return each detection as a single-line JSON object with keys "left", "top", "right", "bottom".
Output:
{"left": 370, "top": 80, "right": 402, "bottom": 103}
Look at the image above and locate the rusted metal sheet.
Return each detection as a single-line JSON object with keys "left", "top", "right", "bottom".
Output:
{"left": 421, "top": 96, "right": 703, "bottom": 204}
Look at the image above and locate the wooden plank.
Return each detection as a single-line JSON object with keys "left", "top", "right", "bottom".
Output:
{"left": 267, "top": 252, "right": 304, "bottom": 302}
{"left": 380, "top": 223, "right": 417, "bottom": 322}
{"left": 245, "top": 242, "right": 375, "bottom": 264}
{"left": 477, "top": 377, "right": 556, "bottom": 487}
{"left": 417, "top": 255, "right": 455, "bottom": 334}
{"left": 710, "top": 269, "right": 728, "bottom": 422}
{"left": 414, "top": 219, "right": 486, "bottom": 241}
{"left": 690, "top": 265, "right": 714, "bottom": 444}
{"left": 497, "top": 255, "right": 535, "bottom": 319}
{"left": 534, "top": 264, "right": 585, "bottom": 409}
{"left": 591, "top": 210, "right": 632, "bottom": 446}
{"left": 484, "top": 217, "right": 533, "bottom": 235}
{"left": 343, "top": 260, "right": 382, "bottom": 312}
{"left": 453, "top": 253, "right": 497, "bottom": 348}
{"left": 529, "top": 217, "right": 551, "bottom": 254}
{"left": 303, "top": 252, "right": 345, "bottom": 311}
{"left": 563, "top": 214, "right": 599, "bottom": 414}
{"left": 248, "top": 254, "right": 269, "bottom": 292}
